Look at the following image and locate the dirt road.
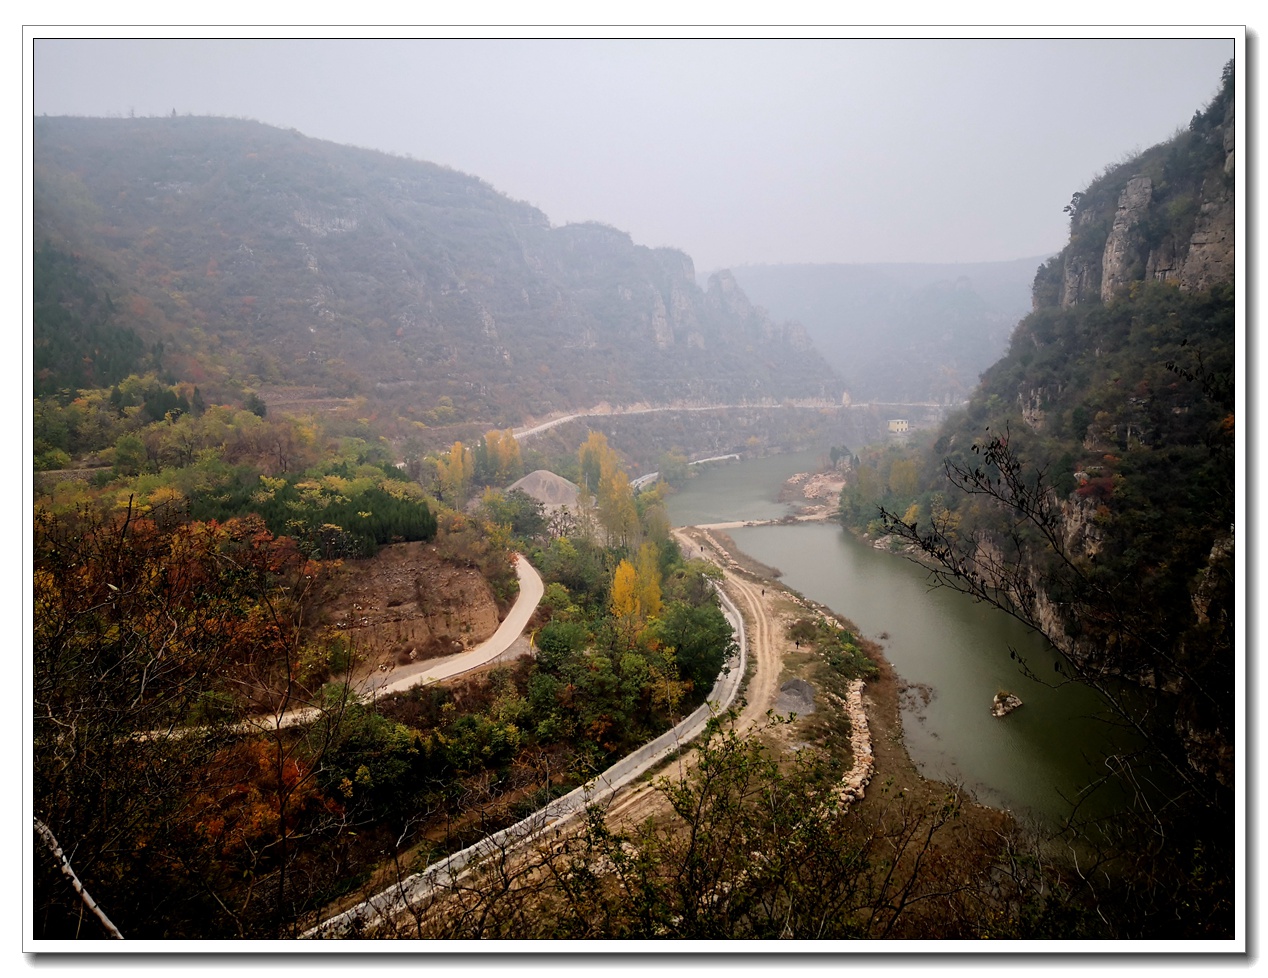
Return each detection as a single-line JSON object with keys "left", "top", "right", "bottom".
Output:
{"left": 570, "top": 525, "right": 788, "bottom": 834}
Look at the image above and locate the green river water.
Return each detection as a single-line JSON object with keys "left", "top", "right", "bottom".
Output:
{"left": 668, "top": 450, "right": 1135, "bottom": 824}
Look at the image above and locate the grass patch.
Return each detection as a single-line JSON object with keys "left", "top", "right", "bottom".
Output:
{"left": 787, "top": 615, "right": 878, "bottom": 682}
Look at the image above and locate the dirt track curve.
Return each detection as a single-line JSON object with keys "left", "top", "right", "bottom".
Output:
{"left": 592, "top": 525, "right": 786, "bottom": 832}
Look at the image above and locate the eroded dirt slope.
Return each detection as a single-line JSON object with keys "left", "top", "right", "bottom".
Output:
{"left": 313, "top": 541, "right": 503, "bottom": 676}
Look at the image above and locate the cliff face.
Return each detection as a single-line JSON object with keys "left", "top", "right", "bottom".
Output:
{"left": 1099, "top": 174, "right": 1156, "bottom": 302}
{"left": 1035, "top": 66, "right": 1235, "bottom": 312}
{"left": 929, "top": 64, "right": 1236, "bottom": 793}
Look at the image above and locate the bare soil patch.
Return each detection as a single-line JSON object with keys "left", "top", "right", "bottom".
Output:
{"left": 312, "top": 540, "right": 503, "bottom": 685}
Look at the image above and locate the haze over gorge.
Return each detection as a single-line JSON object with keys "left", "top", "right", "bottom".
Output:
{"left": 29, "top": 40, "right": 1241, "bottom": 948}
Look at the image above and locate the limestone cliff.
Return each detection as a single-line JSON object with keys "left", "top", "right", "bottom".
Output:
{"left": 1035, "top": 63, "right": 1235, "bottom": 312}
{"left": 924, "top": 62, "right": 1236, "bottom": 796}
{"left": 1099, "top": 174, "right": 1155, "bottom": 302}
{"left": 705, "top": 270, "right": 816, "bottom": 353}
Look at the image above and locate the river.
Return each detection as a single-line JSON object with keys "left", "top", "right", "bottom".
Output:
{"left": 668, "top": 450, "right": 1134, "bottom": 824}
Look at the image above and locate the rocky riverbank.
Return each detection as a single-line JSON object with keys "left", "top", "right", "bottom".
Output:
{"left": 693, "top": 527, "right": 1011, "bottom": 844}
{"left": 835, "top": 679, "right": 874, "bottom": 805}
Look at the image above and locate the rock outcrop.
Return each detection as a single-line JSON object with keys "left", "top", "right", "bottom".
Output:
{"left": 1040, "top": 68, "right": 1235, "bottom": 313}
{"left": 1100, "top": 175, "right": 1154, "bottom": 302}
{"left": 834, "top": 680, "right": 874, "bottom": 806}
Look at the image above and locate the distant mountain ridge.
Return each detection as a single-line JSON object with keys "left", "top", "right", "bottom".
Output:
{"left": 727, "top": 257, "right": 1044, "bottom": 405}
{"left": 33, "top": 116, "right": 840, "bottom": 426}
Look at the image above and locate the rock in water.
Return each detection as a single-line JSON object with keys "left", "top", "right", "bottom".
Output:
{"left": 991, "top": 692, "right": 1023, "bottom": 718}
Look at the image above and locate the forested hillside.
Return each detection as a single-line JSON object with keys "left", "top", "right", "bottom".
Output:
{"left": 34, "top": 116, "right": 839, "bottom": 426}
{"left": 32, "top": 116, "right": 840, "bottom": 940}
{"left": 837, "top": 62, "right": 1236, "bottom": 937}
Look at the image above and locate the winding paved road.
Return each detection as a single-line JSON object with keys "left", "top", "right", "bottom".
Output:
{"left": 301, "top": 477, "right": 790, "bottom": 937}
{"left": 242, "top": 554, "right": 542, "bottom": 734}
{"left": 512, "top": 402, "right": 835, "bottom": 442}
{"left": 303, "top": 570, "right": 748, "bottom": 939}
{"left": 369, "top": 555, "right": 543, "bottom": 697}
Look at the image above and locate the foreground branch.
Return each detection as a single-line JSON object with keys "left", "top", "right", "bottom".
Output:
{"left": 34, "top": 818, "right": 125, "bottom": 940}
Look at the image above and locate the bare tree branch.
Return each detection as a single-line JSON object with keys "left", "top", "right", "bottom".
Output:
{"left": 33, "top": 818, "right": 124, "bottom": 940}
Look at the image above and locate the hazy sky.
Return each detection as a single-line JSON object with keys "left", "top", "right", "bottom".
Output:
{"left": 30, "top": 34, "right": 1236, "bottom": 273}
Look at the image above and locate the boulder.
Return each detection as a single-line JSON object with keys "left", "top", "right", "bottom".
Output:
{"left": 991, "top": 692, "right": 1023, "bottom": 718}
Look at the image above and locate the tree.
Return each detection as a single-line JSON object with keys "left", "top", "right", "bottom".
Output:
{"left": 436, "top": 441, "right": 472, "bottom": 504}
{"left": 111, "top": 432, "right": 147, "bottom": 477}
{"left": 575, "top": 431, "right": 638, "bottom": 547}
{"left": 635, "top": 484, "right": 672, "bottom": 548}
{"left": 598, "top": 465, "right": 638, "bottom": 549}
{"left": 633, "top": 542, "right": 663, "bottom": 622}
{"left": 887, "top": 457, "right": 920, "bottom": 500}
{"left": 479, "top": 488, "right": 547, "bottom": 540}
{"left": 32, "top": 504, "right": 356, "bottom": 938}
{"left": 609, "top": 559, "right": 639, "bottom": 623}
{"left": 535, "top": 620, "right": 588, "bottom": 672}
{"left": 477, "top": 428, "right": 522, "bottom": 486}
{"left": 878, "top": 428, "right": 1234, "bottom": 937}
{"left": 652, "top": 600, "right": 733, "bottom": 694}
{"left": 244, "top": 391, "right": 268, "bottom": 417}
{"left": 656, "top": 450, "right": 689, "bottom": 488}
{"left": 577, "top": 431, "right": 610, "bottom": 496}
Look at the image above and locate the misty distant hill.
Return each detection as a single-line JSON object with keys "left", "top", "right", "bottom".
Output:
{"left": 726, "top": 258, "right": 1047, "bottom": 404}
{"left": 33, "top": 116, "right": 840, "bottom": 428}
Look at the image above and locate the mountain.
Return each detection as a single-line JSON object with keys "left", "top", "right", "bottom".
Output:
{"left": 33, "top": 116, "right": 840, "bottom": 425}
{"left": 832, "top": 63, "right": 1236, "bottom": 937}
{"left": 727, "top": 257, "right": 1042, "bottom": 404}
{"left": 1031, "top": 74, "right": 1235, "bottom": 311}
{"left": 872, "top": 62, "right": 1235, "bottom": 793}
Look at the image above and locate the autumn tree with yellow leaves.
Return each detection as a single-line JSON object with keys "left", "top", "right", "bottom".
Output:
{"left": 435, "top": 440, "right": 473, "bottom": 504}
{"left": 577, "top": 431, "right": 639, "bottom": 548}
{"left": 475, "top": 428, "right": 522, "bottom": 486}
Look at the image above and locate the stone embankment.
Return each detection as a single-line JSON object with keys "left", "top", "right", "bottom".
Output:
{"left": 832, "top": 679, "right": 874, "bottom": 806}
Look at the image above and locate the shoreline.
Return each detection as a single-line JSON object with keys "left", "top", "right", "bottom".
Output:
{"left": 678, "top": 523, "right": 876, "bottom": 807}
{"left": 682, "top": 520, "right": 1013, "bottom": 839}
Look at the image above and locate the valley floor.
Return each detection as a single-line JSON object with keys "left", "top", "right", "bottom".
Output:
{"left": 313, "top": 517, "right": 1010, "bottom": 938}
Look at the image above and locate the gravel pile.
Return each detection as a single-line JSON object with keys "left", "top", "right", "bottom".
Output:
{"left": 775, "top": 677, "right": 817, "bottom": 716}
